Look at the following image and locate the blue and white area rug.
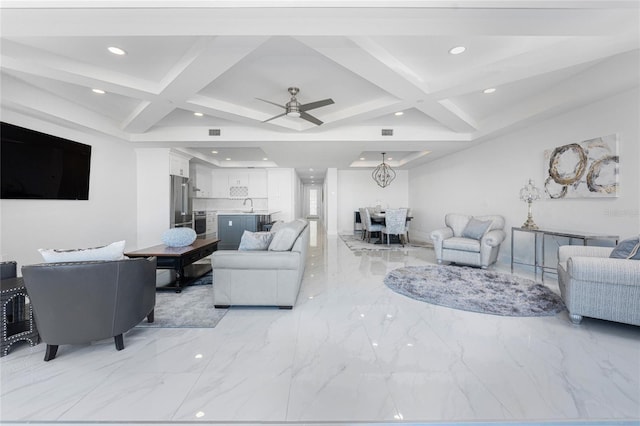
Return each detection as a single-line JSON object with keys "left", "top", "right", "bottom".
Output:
{"left": 384, "top": 265, "right": 565, "bottom": 317}
{"left": 136, "top": 272, "right": 227, "bottom": 328}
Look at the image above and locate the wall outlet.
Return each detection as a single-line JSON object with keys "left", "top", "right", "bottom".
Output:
{"left": 228, "top": 220, "right": 233, "bottom": 226}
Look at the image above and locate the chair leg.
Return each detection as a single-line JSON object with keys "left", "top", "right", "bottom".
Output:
{"left": 114, "top": 334, "right": 124, "bottom": 351}
{"left": 147, "top": 309, "right": 154, "bottom": 323}
{"left": 44, "top": 344, "right": 58, "bottom": 362}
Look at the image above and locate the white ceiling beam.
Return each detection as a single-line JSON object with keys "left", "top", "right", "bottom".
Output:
{"left": 300, "top": 36, "right": 477, "bottom": 132}
{"left": 122, "top": 36, "right": 269, "bottom": 133}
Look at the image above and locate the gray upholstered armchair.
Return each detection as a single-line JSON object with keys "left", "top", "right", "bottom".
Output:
{"left": 21, "top": 257, "right": 157, "bottom": 361}
{"left": 557, "top": 245, "right": 640, "bottom": 326}
{"left": 430, "top": 214, "right": 506, "bottom": 268}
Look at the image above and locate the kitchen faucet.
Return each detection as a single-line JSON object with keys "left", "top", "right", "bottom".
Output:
{"left": 243, "top": 197, "right": 254, "bottom": 212}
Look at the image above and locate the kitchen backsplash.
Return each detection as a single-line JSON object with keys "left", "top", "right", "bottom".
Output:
{"left": 192, "top": 197, "right": 268, "bottom": 211}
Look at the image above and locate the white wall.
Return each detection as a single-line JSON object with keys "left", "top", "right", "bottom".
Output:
{"left": 267, "top": 168, "right": 297, "bottom": 222}
{"left": 337, "top": 170, "right": 409, "bottom": 235}
{"left": 0, "top": 113, "right": 139, "bottom": 270}
{"left": 325, "top": 168, "right": 338, "bottom": 235}
{"left": 409, "top": 88, "right": 640, "bottom": 265}
{"left": 136, "top": 148, "right": 171, "bottom": 248}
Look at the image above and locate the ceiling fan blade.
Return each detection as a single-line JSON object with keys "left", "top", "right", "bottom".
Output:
{"left": 299, "top": 98, "right": 334, "bottom": 112}
{"left": 262, "top": 112, "right": 287, "bottom": 123}
{"left": 256, "top": 98, "right": 285, "bottom": 109}
{"left": 300, "top": 111, "right": 323, "bottom": 126}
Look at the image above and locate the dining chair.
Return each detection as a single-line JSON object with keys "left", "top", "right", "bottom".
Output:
{"left": 404, "top": 208, "right": 412, "bottom": 243}
{"left": 381, "top": 208, "right": 408, "bottom": 246}
{"left": 360, "top": 208, "right": 383, "bottom": 243}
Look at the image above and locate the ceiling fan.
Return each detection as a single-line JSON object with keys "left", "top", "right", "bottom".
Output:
{"left": 257, "top": 87, "right": 334, "bottom": 125}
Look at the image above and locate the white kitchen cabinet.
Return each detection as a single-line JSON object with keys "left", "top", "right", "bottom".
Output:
{"left": 191, "top": 164, "right": 213, "bottom": 198}
{"left": 210, "top": 170, "right": 229, "bottom": 198}
{"left": 228, "top": 172, "right": 249, "bottom": 187}
{"left": 169, "top": 152, "right": 190, "bottom": 178}
{"left": 248, "top": 169, "right": 268, "bottom": 198}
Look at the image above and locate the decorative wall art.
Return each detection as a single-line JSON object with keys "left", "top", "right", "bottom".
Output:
{"left": 543, "top": 134, "right": 619, "bottom": 199}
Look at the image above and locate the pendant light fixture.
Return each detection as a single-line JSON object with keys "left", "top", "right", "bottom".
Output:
{"left": 372, "top": 152, "right": 396, "bottom": 188}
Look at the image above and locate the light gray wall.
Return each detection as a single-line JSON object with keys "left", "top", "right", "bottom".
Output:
{"left": 1, "top": 112, "right": 139, "bottom": 270}
{"left": 408, "top": 87, "right": 640, "bottom": 266}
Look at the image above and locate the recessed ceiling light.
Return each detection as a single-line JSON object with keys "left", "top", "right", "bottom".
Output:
{"left": 107, "top": 46, "right": 126, "bottom": 56}
{"left": 309, "top": 168, "right": 314, "bottom": 171}
{"left": 483, "top": 88, "right": 496, "bottom": 94}
{"left": 310, "top": 176, "right": 314, "bottom": 179}
{"left": 263, "top": 157, "right": 268, "bottom": 161}
{"left": 225, "top": 158, "right": 231, "bottom": 161}
{"left": 449, "top": 46, "right": 466, "bottom": 55}
{"left": 387, "top": 157, "right": 393, "bottom": 160}
{"left": 92, "top": 88, "right": 106, "bottom": 94}
{"left": 193, "top": 112, "right": 203, "bottom": 117}
{"left": 360, "top": 157, "right": 365, "bottom": 161}
{"left": 211, "top": 150, "right": 218, "bottom": 154}
{"left": 394, "top": 111, "right": 404, "bottom": 116}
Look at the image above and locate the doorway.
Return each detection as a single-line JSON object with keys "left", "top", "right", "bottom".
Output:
{"left": 303, "top": 184, "right": 323, "bottom": 221}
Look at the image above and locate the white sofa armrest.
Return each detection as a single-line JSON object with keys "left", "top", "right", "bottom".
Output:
{"left": 482, "top": 229, "right": 506, "bottom": 247}
{"left": 567, "top": 256, "right": 640, "bottom": 286}
{"left": 431, "top": 227, "right": 453, "bottom": 243}
{"left": 558, "top": 245, "right": 614, "bottom": 263}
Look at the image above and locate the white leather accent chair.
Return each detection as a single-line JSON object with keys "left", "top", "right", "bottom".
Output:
{"left": 211, "top": 220, "right": 309, "bottom": 309}
{"left": 430, "top": 214, "right": 506, "bottom": 268}
{"left": 557, "top": 245, "right": 640, "bottom": 325}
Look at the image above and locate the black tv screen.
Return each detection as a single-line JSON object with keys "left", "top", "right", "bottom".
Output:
{"left": 1, "top": 122, "right": 92, "bottom": 200}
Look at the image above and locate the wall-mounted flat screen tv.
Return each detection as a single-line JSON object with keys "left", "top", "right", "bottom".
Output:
{"left": 1, "top": 122, "right": 92, "bottom": 200}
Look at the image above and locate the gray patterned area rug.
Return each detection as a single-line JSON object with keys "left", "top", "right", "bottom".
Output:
{"left": 340, "top": 234, "right": 432, "bottom": 252}
{"left": 384, "top": 265, "right": 565, "bottom": 317}
{"left": 136, "top": 272, "right": 228, "bottom": 328}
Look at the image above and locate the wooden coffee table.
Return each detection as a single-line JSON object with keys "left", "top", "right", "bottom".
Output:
{"left": 126, "top": 237, "right": 220, "bottom": 292}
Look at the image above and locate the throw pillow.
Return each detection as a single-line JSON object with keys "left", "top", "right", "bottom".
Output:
{"left": 609, "top": 237, "right": 640, "bottom": 260}
{"left": 269, "top": 219, "right": 307, "bottom": 251}
{"left": 461, "top": 218, "right": 492, "bottom": 240}
{"left": 238, "top": 231, "right": 274, "bottom": 251}
{"left": 161, "top": 227, "right": 197, "bottom": 247}
{"left": 38, "top": 240, "right": 126, "bottom": 263}
{"left": 269, "top": 220, "right": 286, "bottom": 233}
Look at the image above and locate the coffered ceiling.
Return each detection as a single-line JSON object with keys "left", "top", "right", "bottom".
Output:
{"left": 1, "top": 1, "right": 638, "bottom": 183}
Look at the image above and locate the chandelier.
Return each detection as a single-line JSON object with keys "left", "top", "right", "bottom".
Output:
{"left": 372, "top": 152, "right": 396, "bottom": 188}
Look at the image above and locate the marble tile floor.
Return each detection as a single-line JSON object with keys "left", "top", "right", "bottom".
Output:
{"left": 1, "top": 220, "right": 639, "bottom": 426}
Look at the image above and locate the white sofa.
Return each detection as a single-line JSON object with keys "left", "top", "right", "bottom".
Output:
{"left": 557, "top": 245, "right": 640, "bottom": 326}
{"left": 211, "top": 219, "right": 309, "bottom": 309}
{"left": 430, "top": 213, "right": 506, "bottom": 268}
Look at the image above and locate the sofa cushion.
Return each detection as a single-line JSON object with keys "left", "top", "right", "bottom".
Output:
{"left": 161, "top": 227, "right": 197, "bottom": 247}
{"left": 239, "top": 231, "right": 274, "bottom": 251}
{"left": 39, "top": 240, "right": 126, "bottom": 263}
{"left": 610, "top": 237, "right": 640, "bottom": 260}
{"left": 461, "top": 218, "right": 492, "bottom": 240}
{"left": 442, "top": 237, "right": 481, "bottom": 253}
{"left": 269, "top": 219, "right": 307, "bottom": 251}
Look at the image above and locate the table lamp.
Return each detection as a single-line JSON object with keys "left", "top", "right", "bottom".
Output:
{"left": 519, "top": 179, "right": 541, "bottom": 230}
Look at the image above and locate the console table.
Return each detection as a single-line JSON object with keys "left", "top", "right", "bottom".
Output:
{"left": 1, "top": 277, "right": 40, "bottom": 356}
{"left": 126, "top": 237, "right": 220, "bottom": 292}
{"left": 511, "top": 227, "right": 619, "bottom": 282}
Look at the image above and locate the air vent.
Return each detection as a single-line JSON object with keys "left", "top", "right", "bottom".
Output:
{"left": 381, "top": 129, "right": 393, "bottom": 136}
{"left": 209, "top": 129, "right": 221, "bottom": 136}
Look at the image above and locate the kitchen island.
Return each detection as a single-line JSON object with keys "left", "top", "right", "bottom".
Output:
{"left": 217, "top": 210, "right": 279, "bottom": 250}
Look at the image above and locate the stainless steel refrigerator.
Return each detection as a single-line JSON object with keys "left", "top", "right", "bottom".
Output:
{"left": 170, "top": 175, "right": 193, "bottom": 228}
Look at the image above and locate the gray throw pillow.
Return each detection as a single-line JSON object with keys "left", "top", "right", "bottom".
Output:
{"left": 609, "top": 237, "right": 640, "bottom": 260}
{"left": 269, "top": 220, "right": 307, "bottom": 251}
{"left": 461, "top": 218, "right": 492, "bottom": 240}
{"left": 238, "top": 231, "right": 274, "bottom": 251}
